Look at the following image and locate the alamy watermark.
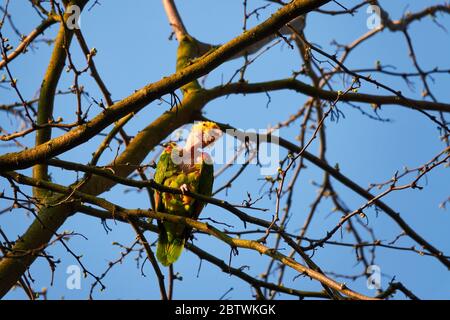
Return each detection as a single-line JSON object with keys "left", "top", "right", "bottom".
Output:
{"left": 66, "top": 264, "right": 82, "bottom": 290}
{"left": 366, "top": 5, "right": 382, "bottom": 30}
{"left": 366, "top": 265, "right": 381, "bottom": 290}
{"left": 65, "top": 5, "right": 82, "bottom": 30}
{"left": 65, "top": 5, "right": 383, "bottom": 37}
{"left": 169, "top": 126, "right": 280, "bottom": 175}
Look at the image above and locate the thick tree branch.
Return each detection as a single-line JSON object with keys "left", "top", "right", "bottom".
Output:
{"left": 208, "top": 79, "right": 450, "bottom": 113}
{"left": 162, "top": 0, "right": 188, "bottom": 41}
{"left": 33, "top": 1, "right": 87, "bottom": 199}
{"left": 0, "top": 0, "right": 331, "bottom": 172}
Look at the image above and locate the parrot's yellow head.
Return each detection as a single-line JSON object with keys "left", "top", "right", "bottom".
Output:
{"left": 185, "top": 121, "right": 222, "bottom": 150}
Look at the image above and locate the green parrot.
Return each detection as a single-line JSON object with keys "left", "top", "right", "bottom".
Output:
{"left": 155, "top": 121, "right": 222, "bottom": 266}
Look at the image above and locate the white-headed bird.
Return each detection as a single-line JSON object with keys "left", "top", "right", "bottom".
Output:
{"left": 154, "top": 121, "right": 222, "bottom": 266}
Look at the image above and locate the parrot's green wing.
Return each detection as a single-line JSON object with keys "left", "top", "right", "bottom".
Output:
{"left": 156, "top": 150, "right": 214, "bottom": 266}
{"left": 154, "top": 146, "right": 178, "bottom": 211}
{"left": 191, "top": 159, "right": 214, "bottom": 221}
{"left": 154, "top": 145, "right": 186, "bottom": 267}
{"left": 179, "top": 158, "right": 214, "bottom": 244}
{"left": 154, "top": 149, "right": 170, "bottom": 184}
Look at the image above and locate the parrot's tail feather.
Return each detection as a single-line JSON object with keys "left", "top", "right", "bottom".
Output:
{"left": 156, "top": 236, "right": 185, "bottom": 266}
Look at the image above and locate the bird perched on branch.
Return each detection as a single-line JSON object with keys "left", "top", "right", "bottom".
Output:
{"left": 155, "top": 121, "right": 222, "bottom": 266}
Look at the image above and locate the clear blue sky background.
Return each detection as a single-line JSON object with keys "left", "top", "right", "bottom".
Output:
{"left": 1, "top": 0, "right": 449, "bottom": 299}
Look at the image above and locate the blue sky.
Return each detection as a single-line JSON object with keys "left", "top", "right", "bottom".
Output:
{"left": 1, "top": 1, "right": 449, "bottom": 299}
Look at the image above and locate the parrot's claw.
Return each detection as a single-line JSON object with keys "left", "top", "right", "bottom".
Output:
{"left": 180, "top": 184, "right": 189, "bottom": 194}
